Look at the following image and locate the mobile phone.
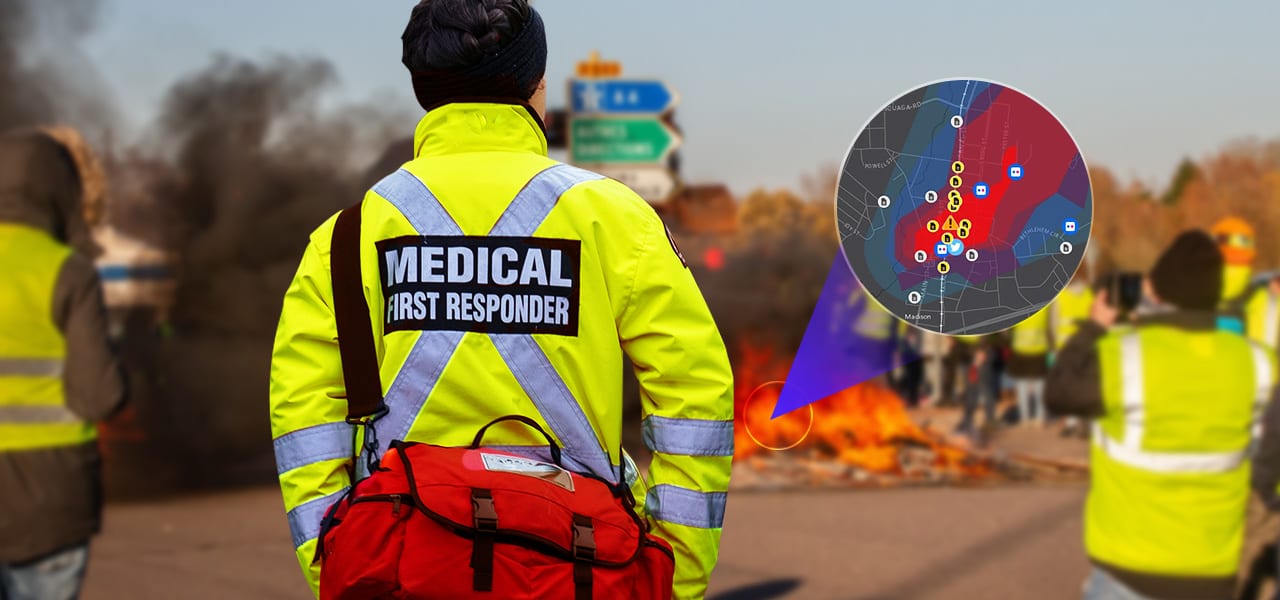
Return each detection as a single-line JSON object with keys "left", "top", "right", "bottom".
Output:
{"left": 1096, "top": 272, "right": 1143, "bottom": 315}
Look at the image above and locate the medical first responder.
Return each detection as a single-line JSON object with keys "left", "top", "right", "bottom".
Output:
{"left": 0, "top": 128, "right": 125, "bottom": 600}
{"left": 268, "top": 1, "right": 734, "bottom": 598}
{"left": 1047, "top": 231, "right": 1275, "bottom": 600}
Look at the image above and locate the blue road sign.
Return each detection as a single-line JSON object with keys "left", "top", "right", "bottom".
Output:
{"left": 935, "top": 243, "right": 949, "bottom": 257}
{"left": 1009, "top": 164, "right": 1024, "bottom": 180}
{"left": 974, "top": 182, "right": 990, "bottom": 198}
{"left": 570, "top": 79, "right": 678, "bottom": 114}
{"left": 1063, "top": 219, "right": 1078, "bottom": 234}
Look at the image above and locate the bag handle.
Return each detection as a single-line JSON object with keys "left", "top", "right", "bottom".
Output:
{"left": 470, "top": 415, "right": 563, "bottom": 467}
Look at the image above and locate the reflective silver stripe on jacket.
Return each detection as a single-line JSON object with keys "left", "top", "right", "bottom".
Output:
{"left": 642, "top": 416, "right": 734, "bottom": 456}
{"left": 0, "top": 358, "right": 64, "bottom": 377}
{"left": 287, "top": 487, "right": 349, "bottom": 549}
{"left": 0, "top": 404, "right": 80, "bottom": 424}
{"left": 1094, "top": 332, "right": 1261, "bottom": 474}
{"left": 273, "top": 422, "right": 351, "bottom": 475}
{"left": 646, "top": 484, "right": 727, "bottom": 529}
{"left": 1118, "top": 334, "right": 1144, "bottom": 450}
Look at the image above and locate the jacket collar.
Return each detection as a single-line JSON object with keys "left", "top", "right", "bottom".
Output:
{"left": 413, "top": 102, "right": 548, "bottom": 159}
{"left": 1137, "top": 309, "right": 1219, "bottom": 331}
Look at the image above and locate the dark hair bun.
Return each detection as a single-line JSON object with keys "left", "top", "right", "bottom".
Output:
{"left": 403, "top": 0, "right": 532, "bottom": 71}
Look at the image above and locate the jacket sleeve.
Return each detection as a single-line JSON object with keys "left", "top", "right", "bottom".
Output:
{"left": 1253, "top": 384, "right": 1280, "bottom": 508}
{"left": 1045, "top": 321, "right": 1107, "bottom": 418}
{"left": 53, "top": 254, "right": 125, "bottom": 421}
{"left": 616, "top": 213, "right": 734, "bottom": 600}
{"left": 269, "top": 219, "right": 352, "bottom": 597}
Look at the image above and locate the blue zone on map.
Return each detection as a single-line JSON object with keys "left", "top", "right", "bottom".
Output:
{"left": 838, "top": 78, "right": 1092, "bottom": 334}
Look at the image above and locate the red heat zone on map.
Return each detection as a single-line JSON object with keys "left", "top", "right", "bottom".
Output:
{"left": 896, "top": 87, "right": 1079, "bottom": 286}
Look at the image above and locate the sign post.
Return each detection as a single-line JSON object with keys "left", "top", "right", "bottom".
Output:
{"left": 568, "top": 52, "right": 681, "bottom": 205}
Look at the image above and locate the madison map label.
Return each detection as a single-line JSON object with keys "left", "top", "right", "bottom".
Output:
{"left": 836, "top": 79, "right": 1093, "bottom": 335}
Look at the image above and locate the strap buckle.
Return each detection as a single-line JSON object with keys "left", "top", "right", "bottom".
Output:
{"left": 472, "top": 489, "right": 499, "bottom": 531}
{"left": 571, "top": 515, "right": 596, "bottom": 561}
{"left": 345, "top": 403, "right": 389, "bottom": 426}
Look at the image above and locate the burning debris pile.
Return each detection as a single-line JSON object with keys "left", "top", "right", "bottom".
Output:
{"left": 729, "top": 344, "right": 993, "bottom": 490}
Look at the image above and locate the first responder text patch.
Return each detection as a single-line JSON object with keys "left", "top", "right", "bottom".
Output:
{"left": 378, "top": 236, "right": 580, "bottom": 336}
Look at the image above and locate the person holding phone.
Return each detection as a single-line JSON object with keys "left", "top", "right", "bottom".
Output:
{"left": 1047, "top": 230, "right": 1275, "bottom": 600}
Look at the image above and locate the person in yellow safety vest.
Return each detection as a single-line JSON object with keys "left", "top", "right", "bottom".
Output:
{"left": 1249, "top": 277, "right": 1280, "bottom": 589}
{"left": 268, "top": 2, "right": 734, "bottom": 598}
{"left": 0, "top": 129, "right": 125, "bottom": 600}
{"left": 850, "top": 288, "right": 896, "bottom": 342}
{"left": 1008, "top": 307, "right": 1052, "bottom": 427}
{"left": 1213, "top": 216, "right": 1257, "bottom": 335}
{"left": 1245, "top": 273, "right": 1280, "bottom": 350}
{"left": 1048, "top": 273, "right": 1094, "bottom": 437}
{"left": 1047, "top": 231, "right": 1275, "bottom": 600}
{"left": 1051, "top": 269, "right": 1095, "bottom": 351}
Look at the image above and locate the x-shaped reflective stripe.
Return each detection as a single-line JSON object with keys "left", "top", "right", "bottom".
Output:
{"left": 371, "top": 164, "right": 614, "bottom": 481}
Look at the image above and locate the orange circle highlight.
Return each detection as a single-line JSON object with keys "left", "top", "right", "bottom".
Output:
{"left": 742, "top": 381, "right": 815, "bottom": 451}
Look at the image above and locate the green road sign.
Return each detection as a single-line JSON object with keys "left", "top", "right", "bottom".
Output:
{"left": 569, "top": 117, "right": 681, "bottom": 164}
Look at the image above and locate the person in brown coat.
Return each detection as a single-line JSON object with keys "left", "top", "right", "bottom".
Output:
{"left": 0, "top": 128, "right": 125, "bottom": 600}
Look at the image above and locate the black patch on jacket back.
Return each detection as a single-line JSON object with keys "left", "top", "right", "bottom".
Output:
{"left": 378, "top": 236, "right": 580, "bottom": 336}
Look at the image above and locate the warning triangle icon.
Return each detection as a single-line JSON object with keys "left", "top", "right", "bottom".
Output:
{"left": 943, "top": 216, "right": 959, "bottom": 231}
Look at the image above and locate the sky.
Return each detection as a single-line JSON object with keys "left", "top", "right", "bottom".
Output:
{"left": 79, "top": 1, "right": 1280, "bottom": 195}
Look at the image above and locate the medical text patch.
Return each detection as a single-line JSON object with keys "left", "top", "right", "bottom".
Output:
{"left": 378, "top": 236, "right": 580, "bottom": 336}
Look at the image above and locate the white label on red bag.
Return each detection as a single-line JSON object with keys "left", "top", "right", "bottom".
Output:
{"left": 480, "top": 453, "right": 575, "bottom": 492}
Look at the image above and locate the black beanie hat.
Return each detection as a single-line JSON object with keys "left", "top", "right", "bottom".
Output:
{"left": 404, "top": 6, "right": 547, "bottom": 112}
{"left": 1149, "top": 230, "right": 1224, "bottom": 310}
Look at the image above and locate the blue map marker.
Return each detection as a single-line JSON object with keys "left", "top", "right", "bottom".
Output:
{"left": 772, "top": 255, "right": 904, "bottom": 418}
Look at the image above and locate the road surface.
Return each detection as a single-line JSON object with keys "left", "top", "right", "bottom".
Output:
{"left": 82, "top": 483, "right": 1088, "bottom": 599}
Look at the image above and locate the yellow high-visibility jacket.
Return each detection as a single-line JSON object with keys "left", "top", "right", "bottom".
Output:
{"left": 270, "top": 103, "right": 734, "bottom": 599}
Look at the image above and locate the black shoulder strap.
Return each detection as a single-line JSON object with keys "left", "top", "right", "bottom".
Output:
{"left": 330, "top": 202, "right": 385, "bottom": 420}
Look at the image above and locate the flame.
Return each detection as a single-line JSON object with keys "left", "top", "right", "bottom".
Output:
{"left": 733, "top": 341, "right": 988, "bottom": 479}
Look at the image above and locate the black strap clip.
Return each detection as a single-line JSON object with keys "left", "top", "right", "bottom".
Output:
{"left": 347, "top": 404, "right": 389, "bottom": 476}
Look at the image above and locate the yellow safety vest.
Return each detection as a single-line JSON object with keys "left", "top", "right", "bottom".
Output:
{"left": 1224, "top": 264, "right": 1252, "bottom": 307}
{"left": 1086, "top": 325, "right": 1274, "bottom": 577}
{"left": 1010, "top": 307, "right": 1051, "bottom": 355}
{"left": 0, "top": 224, "right": 93, "bottom": 451}
{"left": 1245, "top": 288, "right": 1279, "bottom": 351}
{"left": 270, "top": 103, "right": 733, "bottom": 599}
{"left": 851, "top": 290, "right": 894, "bottom": 341}
{"left": 1050, "top": 283, "right": 1093, "bottom": 350}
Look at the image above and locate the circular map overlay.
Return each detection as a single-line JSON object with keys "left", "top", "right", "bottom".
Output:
{"left": 837, "top": 79, "right": 1092, "bottom": 335}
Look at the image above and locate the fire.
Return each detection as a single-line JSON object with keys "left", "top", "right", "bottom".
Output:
{"left": 733, "top": 341, "right": 988, "bottom": 479}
